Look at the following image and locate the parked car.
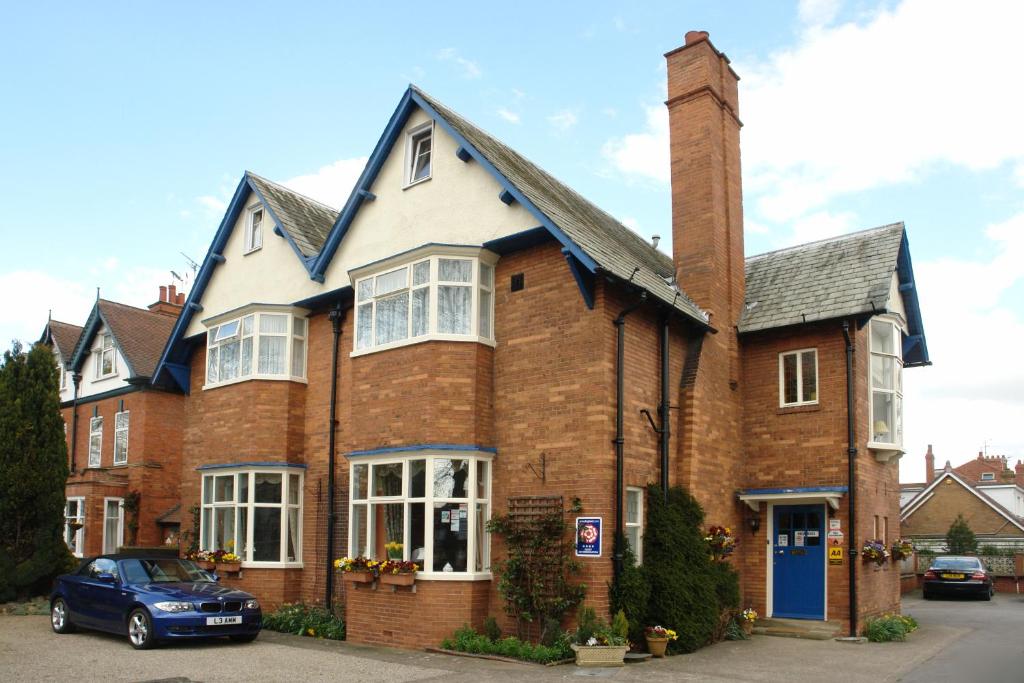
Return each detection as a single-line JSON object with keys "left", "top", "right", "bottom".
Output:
{"left": 922, "top": 556, "right": 994, "bottom": 600}
{"left": 50, "top": 554, "right": 261, "bottom": 649}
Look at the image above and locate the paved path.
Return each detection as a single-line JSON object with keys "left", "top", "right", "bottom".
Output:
{"left": 898, "top": 590, "right": 1024, "bottom": 683}
{"left": 0, "top": 598, "right": 973, "bottom": 682}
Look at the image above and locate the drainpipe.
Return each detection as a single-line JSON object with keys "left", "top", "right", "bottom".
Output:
{"left": 325, "top": 304, "right": 344, "bottom": 613}
{"left": 842, "top": 320, "right": 858, "bottom": 637}
{"left": 70, "top": 372, "right": 82, "bottom": 474}
{"left": 659, "top": 314, "right": 671, "bottom": 500}
{"left": 614, "top": 292, "right": 647, "bottom": 583}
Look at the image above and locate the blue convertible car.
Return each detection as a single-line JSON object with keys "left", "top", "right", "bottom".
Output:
{"left": 50, "top": 555, "right": 261, "bottom": 649}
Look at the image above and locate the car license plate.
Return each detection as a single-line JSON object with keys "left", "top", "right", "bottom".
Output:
{"left": 940, "top": 573, "right": 965, "bottom": 579}
{"left": 206, "top": 616, "right": 242, "bottom": 626}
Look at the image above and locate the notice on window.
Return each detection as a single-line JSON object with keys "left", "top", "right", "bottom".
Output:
{"left": 777, "top": 534, "right": 789, "bottom": 547}
{"left": 451, "top": 518, "right": 460, "bottom": 532}
{"left": 441, "top": 510, "right": 450, "bottom": 523}
{"left": 794, "top": 531, "right": 806, "bottom": 547}
{"left": 459, "top": 508, "right": 468, "bottom": 519}
{"left": 829, "top": 519, "right": 841, "bottom": 531}
{"left": 807, "top": 530, "right": 819, "bottom": 538}
{"left": 575, "top": 517, "right": 602, "bottom": 557}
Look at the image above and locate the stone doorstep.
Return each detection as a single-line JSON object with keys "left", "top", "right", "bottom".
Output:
{"left": 752, "top": 618, "right": 842, "bottom": 641}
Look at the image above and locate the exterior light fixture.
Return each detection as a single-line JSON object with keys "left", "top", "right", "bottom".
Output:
{"left": 747, "top": 512, "right": 761, "bottom": 535}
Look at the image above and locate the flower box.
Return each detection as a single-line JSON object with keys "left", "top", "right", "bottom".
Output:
{"left": 645, "top": 636, "right": 669, "bottom": 658}
{"left": 196, "top": 560, "right": 216, "bottom": 571}
{"left": 570, "top": 644, "right": 627, "bottom": 667}
{"left": 341, "top": 570, "right": 375, "bottom": 585}
{"left": 379, "top": 572, "right": 416, "bottom": 587}
{"left": 217, "top": 561, "right": 241, "bottom": 573}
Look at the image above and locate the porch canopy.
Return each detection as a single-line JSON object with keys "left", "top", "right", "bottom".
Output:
{"left": 738, "top": 485, "right": 848, "bottom": 512}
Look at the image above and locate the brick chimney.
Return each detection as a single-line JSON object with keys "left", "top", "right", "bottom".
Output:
{"left": 148, "top": 283, "right": 185, "bottom": 318}
{"left": 925, "top": 444, "right": 935, "bottom": 484}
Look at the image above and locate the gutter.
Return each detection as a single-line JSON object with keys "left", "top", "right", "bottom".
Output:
{"left": 842, "top": 320, "right": 858, "bottom": 637}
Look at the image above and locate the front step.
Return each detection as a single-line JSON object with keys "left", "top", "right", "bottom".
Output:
{"left": 752, "top": 618, "right": 841, "bottom": 640}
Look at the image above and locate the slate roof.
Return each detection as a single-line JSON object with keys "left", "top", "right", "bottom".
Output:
{"left": 47, "top": 320, "right": 84, "bottom": 364}
{"left": 156, "top": 504, "right": 181, "bottom": 525}
{"left": 740, "top": 223, "right": 905, "bottom": 333}
{"left": 246, "top": 172, "right": 337, "bottom": 258}
{"left": 71, "top": 300, "right": 179, "bottom": 380}
{"left": 412, "top": 87, "right": 708, "bottom": 325}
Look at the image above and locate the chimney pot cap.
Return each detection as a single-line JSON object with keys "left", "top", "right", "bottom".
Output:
{"left": 685, "top": 30, "right": 710, "bottom": 45}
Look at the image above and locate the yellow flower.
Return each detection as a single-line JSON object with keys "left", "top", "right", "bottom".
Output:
{"left": 307, "top": 628, "right": 315, "bottom": 636}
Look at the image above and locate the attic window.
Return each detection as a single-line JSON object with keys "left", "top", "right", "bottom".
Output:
{"left": 95, "top": 333, "right": 116, "bottom": 379}
{"left": 406, "top": 123, "right": 433, "bottom": 186}
{"left": 245, "top": 206, "right": 263, "bottom": 253}
{"left": 981, "top": 472, "right": 995, "bottom": 481}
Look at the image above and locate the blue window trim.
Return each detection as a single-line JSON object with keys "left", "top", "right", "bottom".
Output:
{"left": 348, "top": 443, "right": 497, "bottom": 458}
{"left": 196, "top": 461, "right": 308, "bottom": 471}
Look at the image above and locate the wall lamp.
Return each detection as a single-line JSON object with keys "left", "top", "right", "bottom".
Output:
{"left": 746, "top": 512, "right": 761, "bottom": 535}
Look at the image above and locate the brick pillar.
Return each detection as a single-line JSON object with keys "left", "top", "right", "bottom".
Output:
{"left": 925, "top": 444, "right": 935, "bottom": 484}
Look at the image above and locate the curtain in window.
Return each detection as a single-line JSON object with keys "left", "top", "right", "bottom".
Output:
{"left": 412, "top": 288, "right": 429, "bottom": 336}
{"left": 356, "top": 304, "right": 373, "bottom": 349}
{"left": 376, "top": 293, "right": 409, "bottom": 345}
{"left": 438, "top": 286, "right": 470, "bottom": 334}
{"left": 258, "top": 337, "right": 286, "bottom": 374}
{"left": 219, "top": 339, "right": 240, "bottom": 380}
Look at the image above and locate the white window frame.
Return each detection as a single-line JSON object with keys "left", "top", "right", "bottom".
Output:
{"left": 351, "top": 246, "right": 497, "bottom": 357}
{"left": 203, "top": 307, "right": 309, "bottom": 389}
{"left": 244, "top": 205, "right": 264, "bottom": 253}
{"left": 868, "top": 317, "right": 904, "bottom": 449}
{"left": 778, "top": 348, "right": 818, "bottom": 407}
{"left": 94, "top": 333, "right": 117, "bottom": 380}
{"left": 404, "top": 121, "right": 433, "bottom": 187}
{"left": 348, "top": 451, "right": 492, "bottom": 580}
{"left": 981, "top": 472, "right": 995, "bottom": 481}
{"left": 199, "top": 467, "right": 304, "bottom": 568}
{"left": 55, "top": 350, "right": 66, "bottom": 390}
{"left": 64, "top": 497, "right": 85, "bottom": 558}
{"left": 88, "top": 416, "right": 103, "bottom": 468}
{"left": 102, "top": 497, "right": 124, "bottom": 554}
{"left": 625, "top": 487, "right": 643, "bottom": 564}
{"left": 113, "top": 410, "right": 129, "bottom": 466}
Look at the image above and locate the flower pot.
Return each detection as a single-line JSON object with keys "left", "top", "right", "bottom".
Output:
{"left": 570, "top": 644, "right": 627, "bottom": 667}
{"left": 341, "top": 570, "right": 375, "bottom": 584}
{"left": 741, "top": 620, "right": 753, "bottom": 636}
{"left": 196, "top": 560, "right": 216, "bottom": 571}
{"left": 645, "top": 636, "right": 669, "bottom": 658}
{"left": 379, "top": 572, "right": 415, "bottom": 586}
{"left": 217, "top": 561, "right": 241, "bottom": 573}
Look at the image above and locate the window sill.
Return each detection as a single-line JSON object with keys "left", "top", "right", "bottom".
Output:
{"left": 202, "top": 374, "right": 308, "bottom": 391}
{"left": 240, "top": 562, "right": 304, "bottom": 570}
{"left": 92, "top": 373, "right": 119, "bottom": 384}
{"left": 243, "top": 246, "right": 262, "bottom": 256}
{"left": 413, "top": 571, "right": 492, "bottom": 582}
{"left": 402, "top": 176, "right": 432, "bottom": 190}
{"left": 776, "top": 402, "right": 820, "bottom": 415}
{"left": 867, "top": 443, "right": 903, "bottom": 464}
{"left": 351, "top": 334, "right": 495, "bottom": 358}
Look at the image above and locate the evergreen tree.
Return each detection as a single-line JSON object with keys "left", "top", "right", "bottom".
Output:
{"left": 945, "top": 513, "right": 978, "bottom": 555}
{"left": 0, "top": 341, "right": 74, "bottom": 600}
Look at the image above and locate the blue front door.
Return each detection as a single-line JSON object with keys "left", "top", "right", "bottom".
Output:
{"left": 772, "top": 504, "right": 825, "bottom": 620}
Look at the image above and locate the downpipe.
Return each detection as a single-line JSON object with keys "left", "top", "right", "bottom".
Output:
{"left": 325, "top": 304, "right": 344, "bottom": 613}
{"left": 842, "top": 320, "right": 858, "bottom": 637}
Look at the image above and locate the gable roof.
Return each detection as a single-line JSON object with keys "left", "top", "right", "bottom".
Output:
{"left": 70, "top": 300, "right": 178, "bottom": 380}
{"left": 246, "top": 172, "right": 336, "bottom": 258}
{"left": 900, "top": 470, "right": 1024, "bottom": 533}
{"left": 740, "top": 222, "right": 930, "bottom": 367}
{"left": 42, "top": 319, "right": 84, "bottom": 365}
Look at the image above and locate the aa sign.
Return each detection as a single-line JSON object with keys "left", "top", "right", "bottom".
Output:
{"left": 829, "top": 547, "right": 844, "bottom": 565}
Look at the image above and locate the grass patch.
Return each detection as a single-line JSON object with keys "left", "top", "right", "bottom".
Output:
{"left": 0, "top": 597, "right": 49, "bottom": 615}
{"left": 864, "top": 614, "right": 918, "bottom": 642}
{"left": 261, "top": 603, "right": 345, "bottom": 640}
{"left": 441, "top": 624, "right": 572, "bottom": 664}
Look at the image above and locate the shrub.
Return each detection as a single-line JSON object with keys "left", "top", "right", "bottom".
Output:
{"left": 483, "top": 616, "right": 502, "bottom": 642}
{"left": 262, "top": 603, "right": 345, "bottom": 640}
{"left": 864, "top": 613, "right": 918, "bottom": 642}
{"left": 945, "top": 514, "right": 977, "bottom": 555}
{"left": 441, "top": 624, "right": 571, "bottom": 664}
{"left": 609, "top": 540, "right": 649, "bottom": 645}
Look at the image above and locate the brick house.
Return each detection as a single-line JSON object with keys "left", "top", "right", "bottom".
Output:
{"left": 140, "top": 31, "right": 930, "bottom": 645}
{"left": 42, "top": 289, "right": 185, "bottom": 557}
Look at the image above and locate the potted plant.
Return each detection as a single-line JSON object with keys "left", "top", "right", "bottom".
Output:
{"left": 643, "top": 625, "right": 677, "bottom": 657}
{"left": 705, "top": 525, "right": 736, "bottom": 561}
{"left": 890, "top": 538, "right": 914, "bottom": 561}
{"left": 378, "top": 560, "right": 419, "bottom": 586}
{"left": 334, "top": 556, "right": 378, "bottom": 584}
{"left": 861, "top": 539, "right": 890, "bottom": 566}
{"left": 739, "top": 607, "right": 758, "bottom": 635}
{"left": 217, "top": 552, "right": 242, "bottom": 573}
{"left": 570, "top": 607, "right": 628, "bottom": 667}
{"left": 384, "top": 541, "right": 404, "bottom": 560}
{"left": 187, "top": 550, "right": 217, "bottom": 571}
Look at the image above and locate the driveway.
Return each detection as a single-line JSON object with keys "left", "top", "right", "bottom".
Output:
{"left": 898, "top": 590, "right": 1024, "bottom": 682}
{"left": 0, "top": 596, "right": 986, "bottom": 682}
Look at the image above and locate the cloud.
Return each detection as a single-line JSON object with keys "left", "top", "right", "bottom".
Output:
{"left": 496, "top": 108, "right": 520, "bottom": 124}
{"left": 601, "top": 105, "right": 668, "bottom": 183}
{"left": 798, "top": 0, "right": 841, "bottom": 26}
{"left": 547, "top": 109, "right": 579, "bottom": 132}
{"left": 436, "top": 48, "right": 482, "bottom": 79}
{"left": 282, "top": 157, "right": 368, "bottom": 210}
{"left": 786, "top": 210, "right": 858, "bottom": 246}
{"left": 197, "top": 195, "right": 227, "bottom": 214}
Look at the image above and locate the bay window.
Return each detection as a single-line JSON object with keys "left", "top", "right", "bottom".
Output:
{"left": 200, "top": 466, "right": 304, "bottom": 566}
{"left": 205, "top": 308, "right": 308, "bottom": 388}
{"left": 352, "top": 248, "right": 497, "bottom": 354}
{"left": 348, "top": 450, "right": 492, "bottom": 577}
{"left": 869, "top": 318, "right": 904, "bottom": 448}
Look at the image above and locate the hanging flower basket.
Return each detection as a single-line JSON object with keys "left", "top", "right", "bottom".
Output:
{"left": 861, "top": 540, "right": 890, "bottom": 566}
{"left": 890, "top": 538, "right": 914, "bottom": 561}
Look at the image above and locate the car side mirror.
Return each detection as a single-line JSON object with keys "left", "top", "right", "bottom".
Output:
{"left": 96, "top": 572, "right": 118, "bottom": 584}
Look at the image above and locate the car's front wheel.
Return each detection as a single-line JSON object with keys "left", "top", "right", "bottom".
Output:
{"left": 229, "top": 633, "right": 259, "bottom": 643}
{"left": 127, "top": 608, "right": 157, "bottom": 650}
{"left": 51, "top": 598, "right": 75, "bottom": 634}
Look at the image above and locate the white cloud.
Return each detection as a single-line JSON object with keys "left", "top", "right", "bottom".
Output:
{"left": 282, "top": 157, "right": 368, "bottom": 210}
{"left": 497, "top": 108, "right": 521, "bottom": 124}
{"left": 547, "top": 109, "right": 579, "bottom": 132}
{"left": 620, "top": 217, "right": 640, "bottom": 232}
{"left": 798, "top": 0, "right": 841, "bottom": 26}
{"left": 786, "top": 210, "right": 858, "bottom": 246}
{"left": 601, "top": 105, "right": 668, "bottom": 183}
{"left": 435, "top": 48, "right": 482, "bottom": 79}
{"left": 197, "top": 195, "right": 227, "bottom": 214}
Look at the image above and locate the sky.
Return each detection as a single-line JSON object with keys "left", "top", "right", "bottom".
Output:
{"left": 1, "top": 0, "right": 1022, "bottom": 481}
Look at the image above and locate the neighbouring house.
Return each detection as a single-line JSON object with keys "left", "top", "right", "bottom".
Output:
{"left": 41, "top": 287, "right": 185, "bottom": 557}
{"left": 901, "top": 446, "right": 1024, "bottom": 552}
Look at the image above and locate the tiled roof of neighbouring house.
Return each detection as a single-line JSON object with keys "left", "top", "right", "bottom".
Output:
{"left": 71, "top": 300, "right": 179, "bottom": 380}
{"left": 246, "top": 172, "right": 338, "bottom": 258}
{"left": 47, "top": 320, "right": 84, "bottom": 364}
{"left": 740, "top": 223, "right": 906, "bottom": 333}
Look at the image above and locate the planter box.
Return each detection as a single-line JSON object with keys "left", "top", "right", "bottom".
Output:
{"left": 570, "top": 644, "right": 627, "bottom": 667}
{"left": 217, "top": 562, "right": 241, "bottom": 573}
{"left": 341, "top": 570, "right": 375, "bottom": 585}
{"left": 195, "top": 560, "right": 216, "bottom": 571}
{"left": 379, "top": 572, "right": 416, "bottom": 586}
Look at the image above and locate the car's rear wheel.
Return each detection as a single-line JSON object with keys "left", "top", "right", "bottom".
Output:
{"left": 127, "top": 608, "right": 157, "bottom": 650}
{"left": 51, "top": 598, "right": 75, "bottom": 634}
{"left": 982, "top": 588, "right": 993, "bottom": 601}
{"left": 229, "top": 633, "right": 259, "bottom": 643}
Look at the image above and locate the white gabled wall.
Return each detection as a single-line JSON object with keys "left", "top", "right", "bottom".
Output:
{"left": 78, "top": 323, "right": 131, "bottom": 399}
{"left": 888, "top": 273, "right": 907, "bottom": 328}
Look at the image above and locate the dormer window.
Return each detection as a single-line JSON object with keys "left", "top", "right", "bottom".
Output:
{"left": 405, "top": 123, "right": 433, "bottom": 186}
{"left": 981, "top": 472, "right": 995, "bottom": 481}
{"left": 95, "top": 333, "right": 116, "bottom": 379}
{"left": 869, "top": 318, "right": 904, "bottom": 449}
{"left": 245, "top": 206, "right": 263, "bottom": 253}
